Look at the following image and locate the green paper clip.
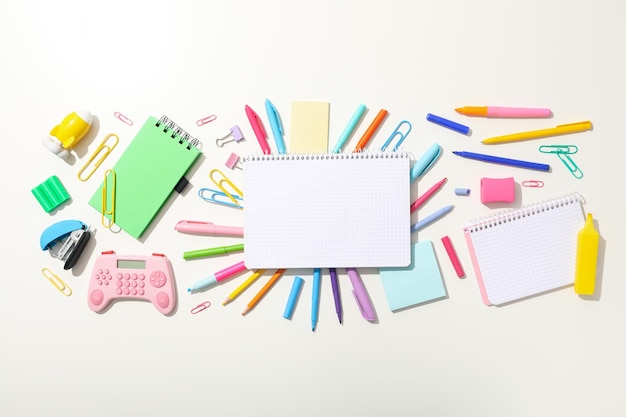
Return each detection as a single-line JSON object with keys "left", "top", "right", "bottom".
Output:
{"left": 32, "top": 175, "right": 70, "bottom": 212}
{"left": 539, "top": 144, "right": 578, "bottom": 154}
{"left": 557, "top": 150, "right": 583, "bottom": 179}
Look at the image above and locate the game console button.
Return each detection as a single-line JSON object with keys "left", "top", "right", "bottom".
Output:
{"left": 150, "top": 271, "right": 167, "bottom": 288}
{"left": 156, "top": 291, "right": 170, "bottom": 308}
{"left": 90, "top": 289, "right": 104, "bottom": 306}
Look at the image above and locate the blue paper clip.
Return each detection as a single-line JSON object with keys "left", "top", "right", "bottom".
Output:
{"left": 198, "top": 188, "right": 244, "bottom": 209}
{"left": 381, "top": 120, "right": 412, "bottom": 151}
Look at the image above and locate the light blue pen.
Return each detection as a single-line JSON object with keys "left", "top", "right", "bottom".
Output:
{"left": 312, "top": 268, "right": 321, "bottom": 332}
{"left": 283, "top": 276, "right": 304, "bottom": 320}
{"left": 410, "top": 204, "right": 454, "bottom": 233}
{"left": 331, "top": 104, "right": 367, "bottom": 153}
{"left": 265, "top": 99, "right": 286, "bottom": 154}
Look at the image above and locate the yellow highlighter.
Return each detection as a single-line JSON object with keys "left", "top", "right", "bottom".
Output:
{"left": 481, "top": 121, "right": 592, "bottom": 144}
{"left": 574, "top": 213, "right": 600, "bottom": 295}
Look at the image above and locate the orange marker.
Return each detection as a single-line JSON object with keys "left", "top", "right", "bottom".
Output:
{"left": 353, "top": 109, "right": 388, "bottom": 152}
{"left": 242, "top": 269, "right": 286, "bottom": 315}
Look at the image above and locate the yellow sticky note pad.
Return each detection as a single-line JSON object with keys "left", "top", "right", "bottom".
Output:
{"left": 290, "top": 101, "right": 330, "bottom": 153}
{"left": 574, "top": 213, "right": 600, "bottom": 295}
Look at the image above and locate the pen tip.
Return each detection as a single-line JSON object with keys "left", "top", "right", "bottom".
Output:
{"left": 187, "top": 288, "right": 191, "bottom": 293}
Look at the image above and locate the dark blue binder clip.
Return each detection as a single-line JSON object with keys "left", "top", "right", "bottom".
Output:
{"left": 40, "top": 220, "right": 91, "bottom": 270}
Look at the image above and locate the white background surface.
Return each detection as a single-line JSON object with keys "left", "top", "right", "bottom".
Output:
{"left": 2, "top": 1, "right": 625, "bottom": 416}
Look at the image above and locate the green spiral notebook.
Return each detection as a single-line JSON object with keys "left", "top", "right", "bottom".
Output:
{"left": 88, "top": 116, "right": 202, "bottom": 239}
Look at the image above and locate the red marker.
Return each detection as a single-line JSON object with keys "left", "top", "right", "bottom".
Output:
{"left": 410, "top": 177, "right": 447, "bottom": 213}
{"left": 441, "top": 236, "right": 465, "bottom": 278}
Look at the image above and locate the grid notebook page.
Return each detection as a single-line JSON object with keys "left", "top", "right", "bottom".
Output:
{"left": 243, "top": 152, "right": 411, "bottom": 269}
{"left": 463, "top": 193, "right": 585, "bottom": 306}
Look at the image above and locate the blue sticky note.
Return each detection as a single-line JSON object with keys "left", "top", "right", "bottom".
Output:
{"left": 379, "top": 241, "right": 447, "bottom": 311}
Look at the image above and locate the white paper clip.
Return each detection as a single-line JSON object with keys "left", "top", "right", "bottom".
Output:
{"left": 197, "top": 114, "right": 217, "bottom": 126}
{"left": 215, "top": 125, "right": 245, "bottom": 147}
{"left": 225, "top": 153, "right": 243, "bottom": 170}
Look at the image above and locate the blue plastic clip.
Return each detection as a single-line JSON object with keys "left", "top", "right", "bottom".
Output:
{"left": 381, "top": 120, "right": 412, "bottom": 151}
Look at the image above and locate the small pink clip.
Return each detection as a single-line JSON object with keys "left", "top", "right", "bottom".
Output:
{"left": 522, "top": 180, "right": 544, "bottom": 188}
{"left": 191, "top": 301, "right": 212, "bottom": 314}
{"left": 196, "top": 114, "right": 217, "bottom": 126}
{"left": 114, "top": 112, "right": 133, "bottom": 126}
{"left": 225, "top": 152, "right": 243, "bottom": 170}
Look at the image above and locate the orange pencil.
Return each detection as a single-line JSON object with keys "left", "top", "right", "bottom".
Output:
{"left": 242, "top": 269, "right": 286, "bottom": 315}
{"left": 353, "top": 109, "right": 388, "bottom": 152}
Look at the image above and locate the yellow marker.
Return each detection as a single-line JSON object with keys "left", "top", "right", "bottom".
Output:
{"left": 574, "top": 213, "right": 600, "bottom": 295}
{"left": 481, "top": 121, "right": 592, "bottom": 144}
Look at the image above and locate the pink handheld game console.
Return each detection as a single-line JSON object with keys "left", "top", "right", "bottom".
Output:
{"left": 87, "top": 251, "right": 176, "bottom": 315}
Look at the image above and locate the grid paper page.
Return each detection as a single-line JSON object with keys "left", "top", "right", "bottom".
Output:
{"left": 463, "top": 194, "right": 585, "bottom": 306}
{"left": 244, "top": 153, "right": 411, "bottom": 269}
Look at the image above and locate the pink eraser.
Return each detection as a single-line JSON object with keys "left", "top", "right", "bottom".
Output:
{"left": 480, "top": 177, "right": 515, "bottom": 203}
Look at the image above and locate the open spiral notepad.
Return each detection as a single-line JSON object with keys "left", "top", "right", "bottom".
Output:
{"left": 463, "top": 193, "right": 585, "bottom": 306}
{"left": 243, "top": 152, "right": 411, "bottom": 269}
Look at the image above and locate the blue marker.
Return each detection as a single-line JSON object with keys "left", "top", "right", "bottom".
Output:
{"left": 410, "top": 205, "right": 454, "bottom": 233}
{"left": 331, "top": 104, "right": 367, "bottom": 153}
{"left": 426, "top": 113, "right": 470, "bottom": 135}
{"left": 312, "top": 268, "right": 321, "bottom": 331}
{"left": 283, "top": 276, "right": 304, "bottom": 320}
{"left": 265, "top": 99, "right": 286, "bottom": 154}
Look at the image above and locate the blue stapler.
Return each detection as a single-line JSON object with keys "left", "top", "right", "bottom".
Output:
{"left": 40, "top": 220, "right": 91, "bottom": 270}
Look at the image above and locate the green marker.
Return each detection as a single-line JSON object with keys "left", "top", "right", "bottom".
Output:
{"left": 183, "top": 243, "right": 244, "bottom": 260}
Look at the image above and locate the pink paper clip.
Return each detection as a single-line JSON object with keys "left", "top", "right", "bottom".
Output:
{"left": 191, "top": 301, "right": 211, "bottom": 314}
{"left": 196, "top": 114, "right": 217, "bottom": 126}
{"left": 114, "top": 112, "right": 133, "bottom": 126}
{"left": 522, "top": 180, "right": 544, "bottom": 188}
{"left": 225, "top": 152, "right": 243, "bottom": 170}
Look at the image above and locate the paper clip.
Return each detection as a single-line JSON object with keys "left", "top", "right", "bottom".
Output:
{"left": 41, "top": 267, "right": 72, "bottom": 296}
{"left": 197, "top": 114, "right": 217, "bottom": 126}
{"left": 538, "top": 144, "right": 578, "bottom": 154}
{"left": 191, "top": 301, "right": 212, "bottom": 314}
{"left": 101, "top": 169, "right": 116, "bottom": 228}
{"left": 198, "top": 188, "right": 244, "bottom": 209}
{"left": 78, "top": 133, "right": 119, "bottom": 181}
{"left": 114, "top": 112, "right": 133, "bottom": 126}
{"left": 215, "top": 125, "right": 245, "bottom": 147}
{"left": 209, "top": 169, "right": 243, "bottom": 207}
{"left": 381, "top": 120, "right": 412, "bottom": 151}
{"left": 557, "top": 150, "right": 584, "bottom": 179}
{"left": 522, "top": 180, "right": 544, "bottom": 188}
{"left": 225, "top": 152, "right": 243, "bottom": 170}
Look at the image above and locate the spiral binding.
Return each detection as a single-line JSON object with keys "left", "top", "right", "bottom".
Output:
{"left": 466, "top": 193, "right": 582, "bottom": 233}
{"left": 244, "top": 151, "right": 409, "bottom": 162}
{"left": 155, "top": 115, "right": 202, "bottom": 150}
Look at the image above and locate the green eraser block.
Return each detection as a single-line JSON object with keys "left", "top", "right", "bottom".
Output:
{"left": 32, "top": 175, "right": 70, "bottom": 212}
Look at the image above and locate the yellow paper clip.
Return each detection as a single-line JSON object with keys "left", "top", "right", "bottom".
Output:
{"left": 41, "top": 268, "right": 72, "bottom": 296}
{"left": 209, "top": 169, "right": 243, "bottom": 209}
{"left": 191, "top": 301, "right": 212, "bottom": 314}
{"left": 77, "top": 133, "right": 119, "bottom": 181}
{"left": 381, "top": 120, "right": 412, "bottom": 151}
{"left": 102, "top": 169, "right": 116, "bottom": 228}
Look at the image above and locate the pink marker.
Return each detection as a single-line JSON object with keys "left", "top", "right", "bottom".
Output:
{"left": 441, "top": 236, "right": 465, "bottom": 278}
{"left": 245, "top": 104, "right": 271, "bottom": 154}
{"left": 175, "top": 220, "right": 243, "bottom": 237}
{"left": 455, "top": 106, "right": 552, "bottom": 118}
{"left": 188, "top": 260, "right": 247, "bottom": 292}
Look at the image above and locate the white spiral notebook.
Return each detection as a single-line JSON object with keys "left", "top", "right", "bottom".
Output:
{"left": 463, "top": 193, "right": 585, "bottom": 306}
{"left": 243, "top": 152, "right": 411, "bottom": 269}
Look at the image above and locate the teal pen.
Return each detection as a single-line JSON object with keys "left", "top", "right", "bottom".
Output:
{"left": 265, "top": 99, "right": 286, "bottom": 154}
{"left": 331, "top": 104, "right": 367, "bottom": 153}
{"left": 410, "top": 205, "right": 454, "bottom": 233}
{"left": 312, "top": 268, "right": 321, "bottom": 331}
